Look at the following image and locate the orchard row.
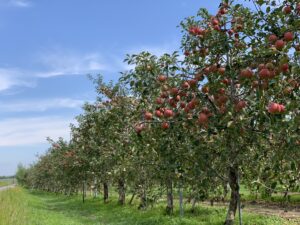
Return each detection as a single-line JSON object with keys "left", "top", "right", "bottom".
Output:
{"left": 18, "top": 1, "right": 300, "bottom": 224}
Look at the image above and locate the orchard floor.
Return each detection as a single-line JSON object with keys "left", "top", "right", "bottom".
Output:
{"left": 0, "top": 187, "right": 299, "bottom": 225}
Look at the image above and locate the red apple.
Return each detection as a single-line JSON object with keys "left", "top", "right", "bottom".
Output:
{"left": 188, "top": 79, "right": 198, "bottom": 87}
{"left": 164, "top": 109, "right": 174, "bottom": 118}
{"left": 198, "top": 113, "right": 208, "bottom": 124}
{"left": 240, "top": 69, "right": 253, "bottom": 78}
{"left": 158, "top": 75, "right": 167, "bottom": 82}
{"left": 284, "top": 32, "right": 294, "bottom": 42}
{"left": 211, "top": 18, "right": 219, "bottom": 26}
{"left": 156, "top": 97, "right": 164, "bottom": 105}
{"left": 281, "top": 63, "right": 289, "bottom": 72}
{"left": 235, "top": 100, "right": 247, "bottom": 112}
{"left": 170, "top": 87, "right": 179, "bottom": 96}
{"left": 180, "top": 102, "right": 186, "bottom": 109}
{"left": 268, "top": 102, "right": 279, "bottom": 114}
{"left": 275, "top": 40, "right": 285, "bottom": 50}
{"left": 268, "top": 34, "right": 278, "bottom": 43}
{"left": 283, "top": 5, "right": 292, "bottom": 14}
{"left": 144, "top": 112, "right": 153, "bottom": 120}
{"left": 259, "top": 68, "right": 271, "bottom": 79}
{"left": 219, "top": 8, "right": 227, "bottom": 15}
{"left": 155, "top": 110, "right": 163, "bottom": 118}
{"left": 161, "top": 122, "right": 170, "bottom": 129}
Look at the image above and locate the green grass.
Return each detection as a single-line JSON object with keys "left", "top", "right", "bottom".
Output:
{"left": 239, "top": 184, "right": 300, "bottom": 204}
{"left": 0, "top": 187, "right": 297, "bottom": 225}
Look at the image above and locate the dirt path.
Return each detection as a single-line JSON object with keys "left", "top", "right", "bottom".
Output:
{"left": 0, "top": 185, "right": 15, "bottom": 192}
{"left": 200, "top": 201, "right": 300, "bottom": 221}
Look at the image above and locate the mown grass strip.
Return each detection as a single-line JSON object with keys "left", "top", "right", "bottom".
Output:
{"left": 0, "top": 187, "right": 297, "bottom": 225}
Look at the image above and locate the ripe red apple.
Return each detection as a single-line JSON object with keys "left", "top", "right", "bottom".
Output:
{"left": 268, "top": 34, "right": 278, "bottom": 43}
{"left": 144, "top": 112, "right": 153, "bottom": 120}
{"left": 161, "top": 122, "right": 170, "bottom": 130}
{"left": 180, "top": 102, "right": 186, "bottom": 109}
{"left": 218, "top": 95, "right": 228, "bottom": 104}
{"left": 198, "top": 113, "right": 208, "bottom": 124}
{"left": 219, "top": 8, "right": 227, "bottom": 15}
{"left": 268, "top": 102, "right": 279, "bottom": 114}
{"left": 283, "top": 5, "right": 292, "bottom": 14}
{"left": 235, "top": 100, "right": 247, "bottom": 112}
{"left": 187, "top": 101, "right": 195, "bottom": 110}
{"left": 278, "top": 104, "right": 285, "bottom": 113}
{"left": 164, "top": 109, "right": 174, "bottom": 118}
{"left": 175, "top": 95, "right": 181, "bottom": 102}
{"left": 284, "top": 32, "right": 294, "bottom": 42}
{"left": 155, "top": 110, "right": 163, "bottom": 118}
{"left": 240, "top": 69, "right": 253, "bottom": 78}
{"left": 275, "top": 40, "right": 285, "bottom": 50}
{"left": 184, "top": 51, "right": 190, "bottom": 56}
{"left": 211, "top": 18, "right": 219, "bottom": 26}
{"left": 281, "top": 63, "right": 289, "bottom": 72}
{"left": 158, "top": 75, "right": 167, "bottom": 82}
{"left": 214, "top": 25, "right": 221, "bottom": 31}
{"left": 228, "top": 29, "right": 234, "bottom": 36}
{"left": 156, "top": 97, "right": 164, "bottom": 105}
{"left": 170, "top": 87, "right": 179, "bottom": 96}
{"left": 268, "top": 102, "right": 285, "bottom": 114}
{"left": 259, "top": 68, "right": 271, "bottom": 79}
{"left": 188, "top": 79, "right": 198, "bottom": 87}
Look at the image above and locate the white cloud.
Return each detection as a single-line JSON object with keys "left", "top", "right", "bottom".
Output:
{"left": 0, "top": 50, "right": 110, "bottom": 92}
{"left": 8, "top": 0, "right": 31, "bottom": 7}
{"left": 0, "top": 116, "right": 74, "bottom": 147}
{"left": 0, "top": 98, "right": 86, "bottom": 112}
{"left": 0, "top": 68, "right": 35, "bottom": 92}
{"left": 36, "top": 51, "right": 110, "bottom": 78}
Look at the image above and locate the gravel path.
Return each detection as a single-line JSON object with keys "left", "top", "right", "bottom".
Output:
{"left": 0, "top": 185, "right": 15, "bottom": 192}
{"left": 200, "top": 201, "right": 300, "bottom": 221}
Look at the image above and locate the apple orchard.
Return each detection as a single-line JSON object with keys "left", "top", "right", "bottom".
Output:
{"left": 17, "top": 1, "right": 300, "bottom": 225}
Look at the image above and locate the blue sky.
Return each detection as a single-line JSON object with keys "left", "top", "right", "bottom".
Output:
{"left": 0, "top": 0, "right": 252, "bottom": 175}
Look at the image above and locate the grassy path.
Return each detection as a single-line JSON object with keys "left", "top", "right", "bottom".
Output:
{"left": 0, "top": 187, "right": 298, "bottom": 225}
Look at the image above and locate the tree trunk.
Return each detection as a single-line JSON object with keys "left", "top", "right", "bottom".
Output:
{"left": 103, "top": 182, "right": 109, "bottom": 203}
{"left": 129, "top": 192, "right": 136, "bottom": 205}
{"left": 179, "top": 183, "right": 184, "bottom": 217}
{"left": 191, "top": 197, "right": 197, "bottom": 213}
{"left": 118, "top": 179, "right": 126, "bottom": 205}
{"left": 82, "top": 181, "right": 85, "bottom": 203}
{"left": 224, "top": 166, "right": 239, "bottom": 225}
{"left": 166, "top": 179, "right": 173, "bottom": 215}
{"left": 138, "top": 188, "right": 147, "bottom": 210}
